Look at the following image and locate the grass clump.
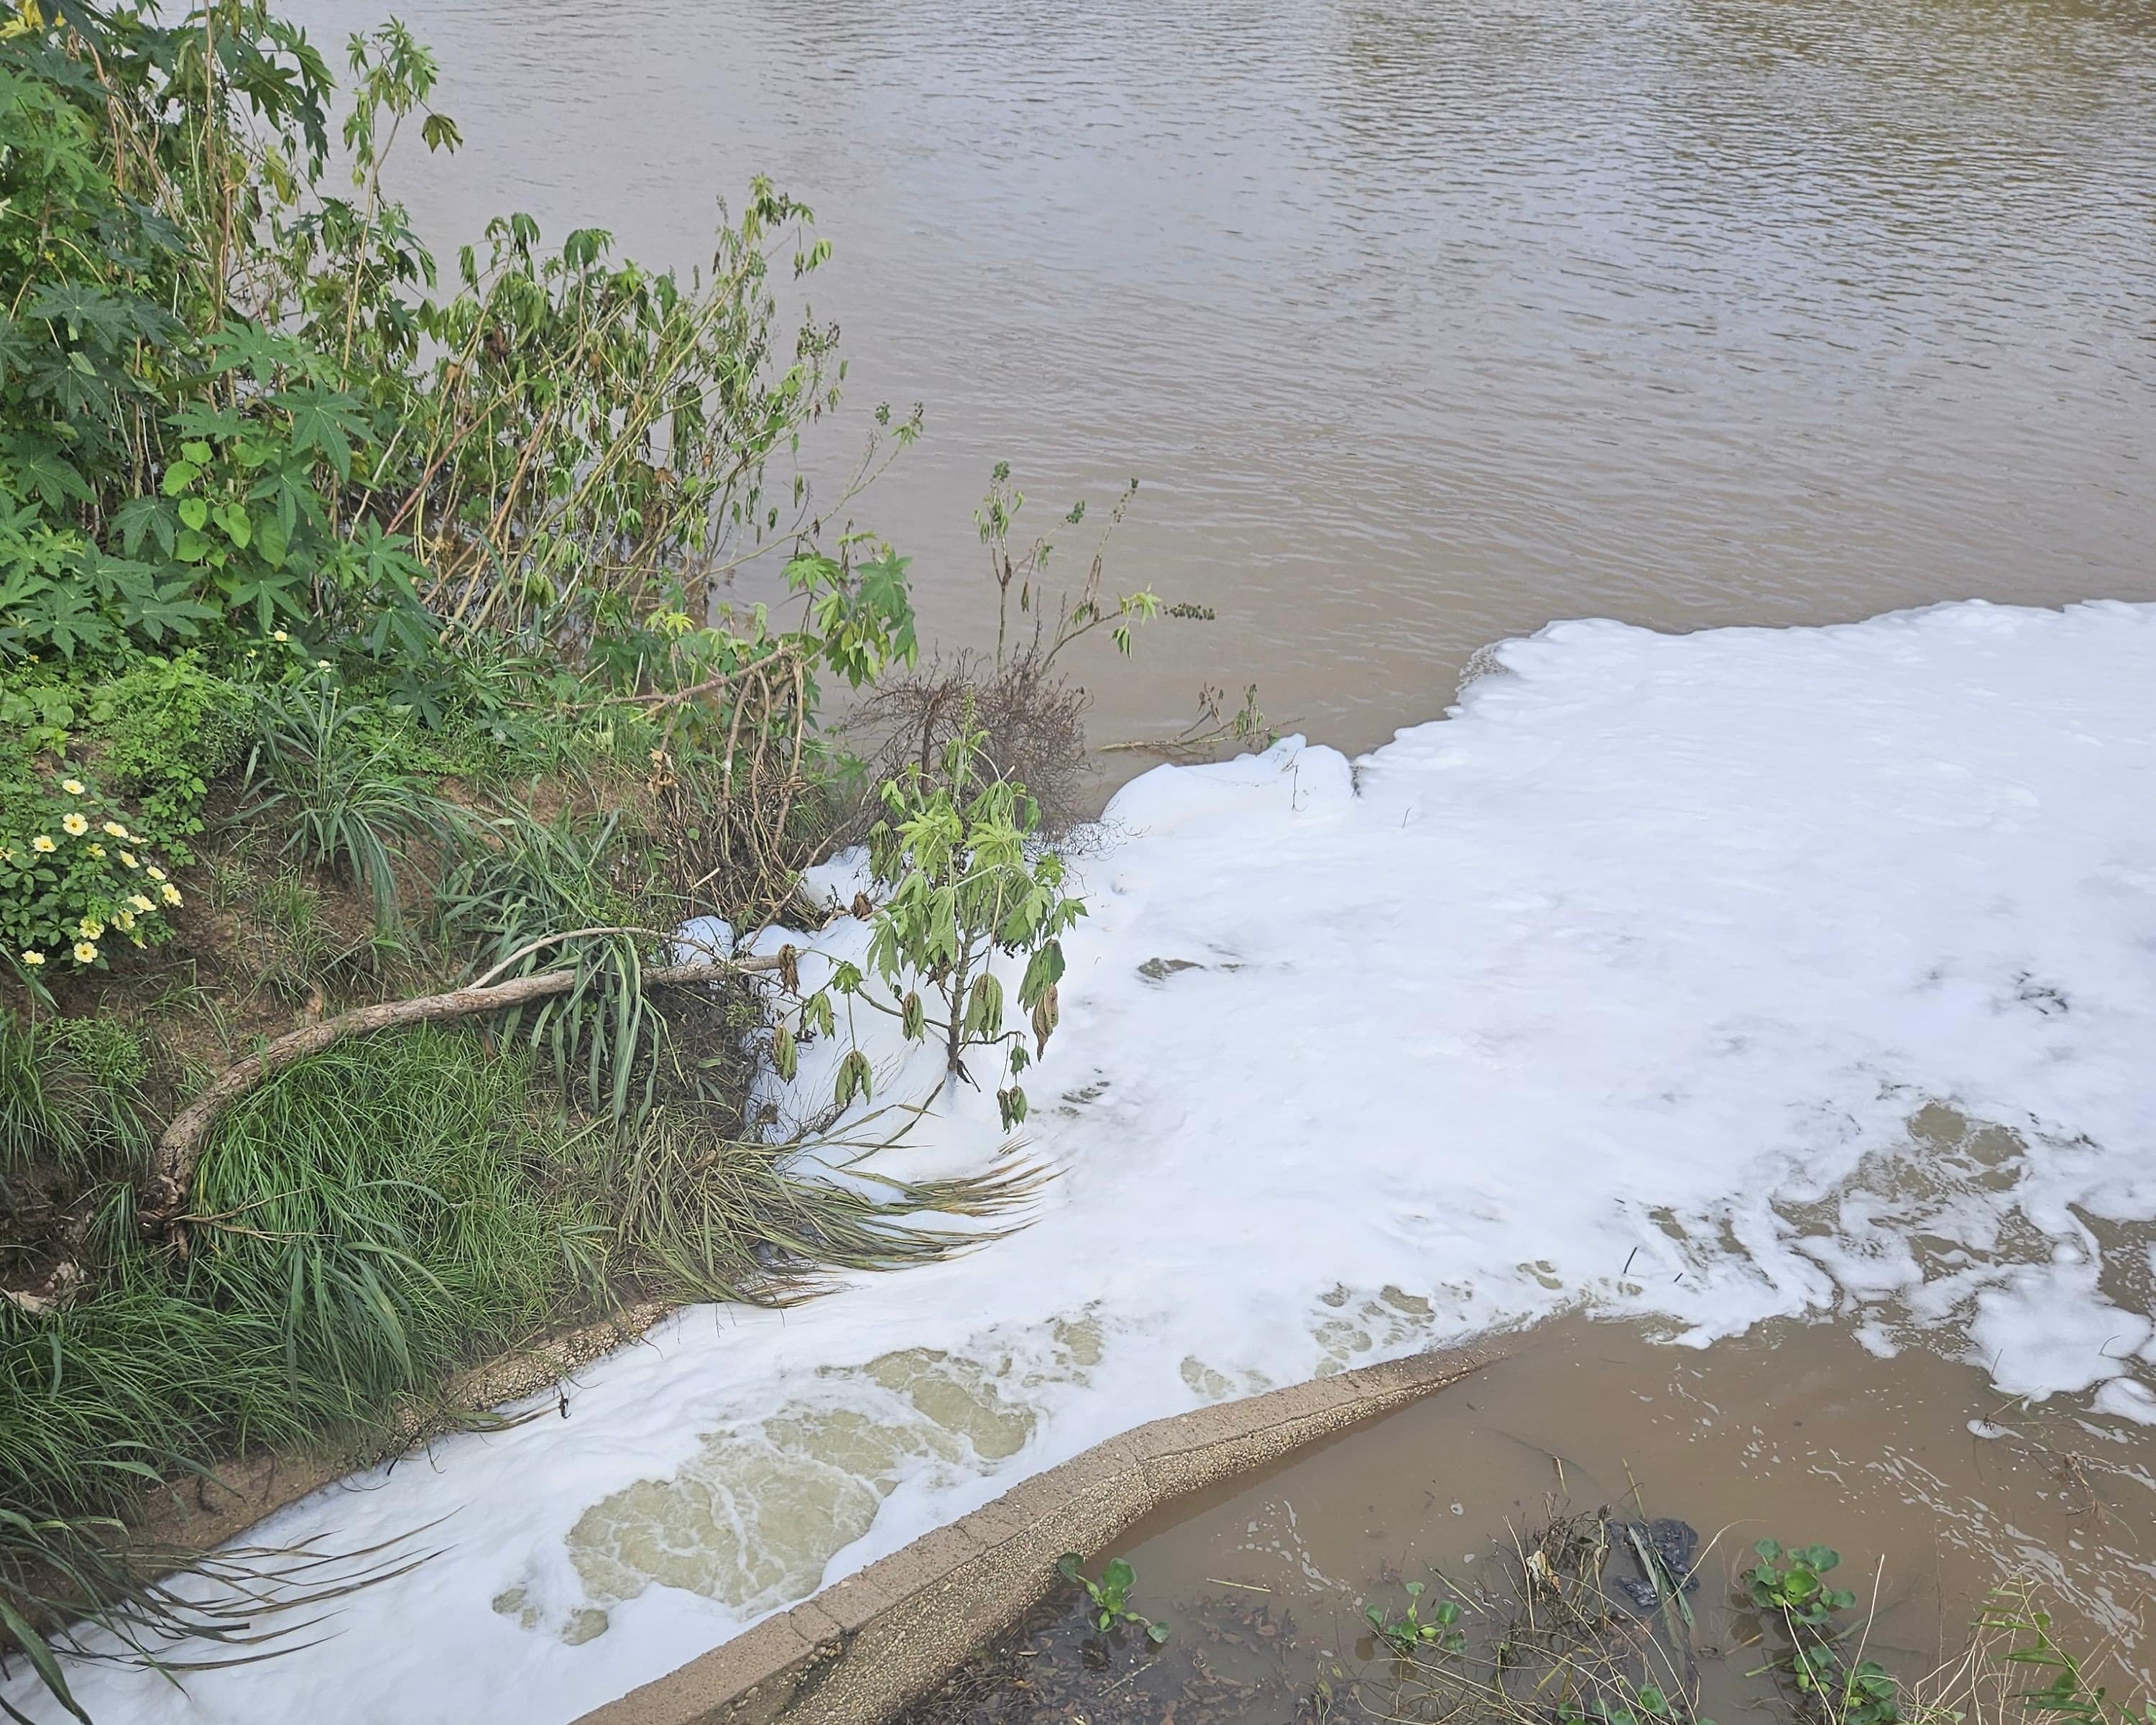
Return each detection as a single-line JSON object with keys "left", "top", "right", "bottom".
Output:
{"left": 0, "top": 1016, "right": 149, "bottom": 1207}
{"left": 181, "top": 1032, "right": 591, "bottom": 1426}
{"left": 0, "top": 1017, "right": 1033, "bottom": 1711}
{"left": 241, "top": 680, "right": 461, "bottom": 934}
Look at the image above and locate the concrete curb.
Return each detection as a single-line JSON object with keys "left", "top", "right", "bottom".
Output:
{"left": 573, "top": 1345, "right": 1493, "bottom": 1725}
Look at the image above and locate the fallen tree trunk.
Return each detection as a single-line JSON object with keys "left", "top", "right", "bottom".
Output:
{"left": 143, "top": 952, "right": 785, "bottom": 1222}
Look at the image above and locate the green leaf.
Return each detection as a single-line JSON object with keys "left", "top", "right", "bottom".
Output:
{"left": 0, "top": 435, "right": 94, "bottom": 510}
{"left": 834, "top": 1048, "right": 872, "bottom": 1110}
{"left": 162, "top": 460, "right": 201, "bottom": 495}
{"left": 0, "top": 1591, "right": 92, "bottom": 1724}
{"left": 272, "top": 383, "right": 368, "bottom": 482}
{"left": 257, "top": 507, "right": 290, "bottom": 569}
{"left": 1018, "top": 939, "right": 1064, "bottom": 1008}
{"left": 964, "top": 972, "right": 1004, "bottom": 1039}
{"left": 177, "top": 496, "right": 208, "bottom": 530}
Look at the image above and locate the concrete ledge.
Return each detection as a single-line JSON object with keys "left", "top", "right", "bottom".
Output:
{"left": 574, "top": 1345, "right": 1493, "bottom": 1725}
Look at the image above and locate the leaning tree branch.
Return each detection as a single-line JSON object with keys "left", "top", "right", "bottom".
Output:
{"left": 142, "top": 952, "right": 787, "bottom": 1224}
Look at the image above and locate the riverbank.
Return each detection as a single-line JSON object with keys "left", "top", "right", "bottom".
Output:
{"left": 18, "top": 597, "right": 2156, "bottom": 1725}
{"left": 0, "top": 9, "right": 1051, "bottom": 1711}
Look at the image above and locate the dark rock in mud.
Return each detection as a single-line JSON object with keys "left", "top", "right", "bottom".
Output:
{"left": 1608, "top": 1516, "right": 1700, "bottom": 1610}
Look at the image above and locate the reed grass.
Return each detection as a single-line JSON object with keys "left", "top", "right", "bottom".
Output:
{"left": 241, "top": 683, "right": 464, "bottom": 935}
{"left": 0, "top": 1018, "right": 150, "bottom": 1190}
{"left": 1, "top": 1012, "right": 1040, "bottom": 1707}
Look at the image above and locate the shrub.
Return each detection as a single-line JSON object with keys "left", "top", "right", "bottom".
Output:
{"left": 793, "top": 724, "right": 1082, "bottom": 1131}
{"left": 0, "top": 767, "right": 183, "bottom": 973}
{"left": 80, "top": 656, "right": 249, "bottom": 856}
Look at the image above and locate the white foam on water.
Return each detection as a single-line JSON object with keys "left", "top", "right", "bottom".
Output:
{"left": 18, "top": 600, "right": 2156, "bottom": 1724}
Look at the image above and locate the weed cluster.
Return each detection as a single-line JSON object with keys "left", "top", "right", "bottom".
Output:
{"left": 1327, "top": 1515, "right": 2153, "bottom": 1725}
{"left": 1056, "top": 1552, "right": 1171, "bottom": 1645}
{"left": 1744, "top": 1541, "right": 1901, "bottom": 1725}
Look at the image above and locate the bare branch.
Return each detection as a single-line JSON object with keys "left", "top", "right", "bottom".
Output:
{"left": 144, "top": 950, "right": 783, "bottom": 1223}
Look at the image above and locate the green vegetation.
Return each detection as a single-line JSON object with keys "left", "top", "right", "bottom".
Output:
{"left": 1332, "top": 1519, "right": 2154, "bottom": 1725}
{"left": 1057, "top": 1552, "right": 1171, "bottom": 1645}
{"left": 1745, "top": 1540, "right": 1902, "bottom": 1725}
{"left": 1323, "top": 1512, "right": 1710, "bottom": 1725}
{"left": 1368, "top": 1578, "right": 1467, "bottom": 1657}
{"left": 1981, "top": 1593, "right": 2156, "bottom": 1725}
{"left": 0, "top": 1, "right": 1153, "bottom": 1714}
{"left": 795, "top": 722, "right": 1082, "bottom": 1131}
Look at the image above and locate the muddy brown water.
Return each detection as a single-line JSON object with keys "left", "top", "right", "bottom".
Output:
{"left": 907, "top": 1315, "right": 2156, "bottom": 1723}
{"left": 1113, "top": 1315, "right": 2156, "bottom": 1713}
{"left": 288, "top": 0, "right": 2155, "bottom": 759}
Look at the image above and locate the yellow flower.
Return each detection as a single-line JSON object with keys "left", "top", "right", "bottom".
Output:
{"left": 77, "top": 918, "right": 103, "bottom": 939}
{"left": 19, "top": 950, "right": 43, "bottom": 967}
{"left": 272, "top": 629, "right": 289, "bottom": 643}
{"left": 61, "top": 813, "right": 89, "bottom": 837}
{"left": 315, "top": 658, "right": 331, "bottom": 670}
{"left": 160, "top": 883, "right": 182, "bottom": 906}
{"left": 119, "top": 850, "right": 138, "bottom": 869}
{"left": 61, "top": 778, "right": 86, "bottom": 796}
{"left": 72, "top": 940, "right": 98, "bottom": 964}
{"left": 128, "top": 893, "right": 153, "bottom": 914}
{"left": 114, "top": 909, "right": 136, "bottom": 932}
{"left": 31, "top": 834, "right": 55, "bottom": 853}
{"left": 102, "top": 821, "right": 129, "bottom": 839}
{"left": 146, "top": 865, "right": 166, "bottom": 881}
{"left": 87, "top": 843, "right": 104, "bottom": 859}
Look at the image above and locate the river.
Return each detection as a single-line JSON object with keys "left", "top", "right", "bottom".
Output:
{"left": 286, "top": 0, "right": 2155, "bottom": 755}
{"left": 14, "top": 4, "right": 2156, "bottom": 1722}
